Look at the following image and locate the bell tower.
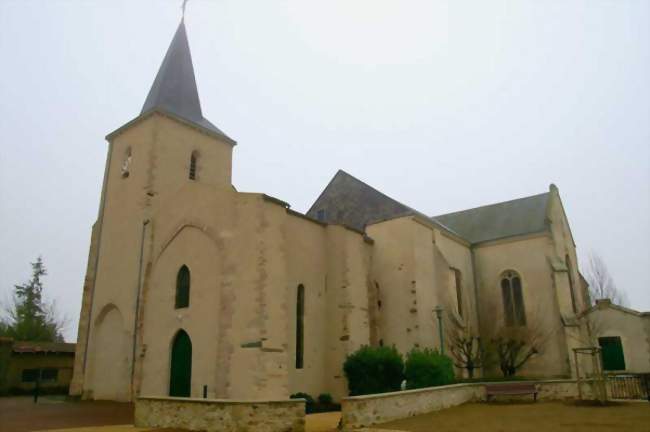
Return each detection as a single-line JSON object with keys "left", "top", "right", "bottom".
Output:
{"left": 71, "top": 17, "right": 235, "bottom": 400}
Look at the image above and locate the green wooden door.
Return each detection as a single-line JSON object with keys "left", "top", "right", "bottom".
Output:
{"left": 599, "top": 336, "right": 626, "bottom": 371}
{"left": 170, "top": 330, "right": 192, "bottom": 397}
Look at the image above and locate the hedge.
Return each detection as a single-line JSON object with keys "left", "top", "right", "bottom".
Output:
{"left": 343, "top": 345, "right": 404, "bottom": 396}
{"left": 404, "top": 347, "right": 454, "bottom": 390}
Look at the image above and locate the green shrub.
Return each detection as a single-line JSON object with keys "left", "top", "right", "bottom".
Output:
{"left": 317, "top": 393, "right": 333, "bottom": 405}
{"left": 290, "top": 392, "right": 315, "bottom": 413}
{"left": 404, "top": 348, "right": 454, "bottom": 390}
{"left": 343, "top": 345, "right": 404, "bottom": 396}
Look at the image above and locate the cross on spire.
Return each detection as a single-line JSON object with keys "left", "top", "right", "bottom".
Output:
{"left": 181, "top": 0, "right": 189, "bottom": 20}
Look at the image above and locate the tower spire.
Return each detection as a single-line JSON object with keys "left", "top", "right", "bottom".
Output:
{"left": 139, "top": 17, "right": 233, "bottom": 142}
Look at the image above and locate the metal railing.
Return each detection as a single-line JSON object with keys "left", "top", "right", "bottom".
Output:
{"left": 606, "top": 373, "right": 650, "bottom": 400}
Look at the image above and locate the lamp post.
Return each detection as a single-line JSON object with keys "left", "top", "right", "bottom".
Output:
{"left": 433, "top": 305, "right": 444, "bottom": 355}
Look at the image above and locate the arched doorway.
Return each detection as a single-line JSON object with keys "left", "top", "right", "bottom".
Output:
{"left": 92, "top": 304, "right": 130, "bottom": 401}
{"left": 169, "top": 330, "right": 192, "bottom": 397}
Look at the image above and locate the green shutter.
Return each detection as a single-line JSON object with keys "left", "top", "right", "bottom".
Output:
{"left": 599, "top": 337, "right": 626, "bottom": 371}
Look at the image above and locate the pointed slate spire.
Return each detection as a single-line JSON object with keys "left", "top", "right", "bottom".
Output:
{"left": 141, "top": 20, "right": 232, "bottom": 142}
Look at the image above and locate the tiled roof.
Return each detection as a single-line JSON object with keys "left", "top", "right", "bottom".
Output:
{"left": 307, "top": 170, "right": 415, "bottom": 231}
{"left": 432, "top": 193, "right": 550, "bottom": 244}
{"left": 309, "top": 170, "right": 551, "bottom": 245}
{"left": 12, "top": 341, "right": 76, "bottom": 354}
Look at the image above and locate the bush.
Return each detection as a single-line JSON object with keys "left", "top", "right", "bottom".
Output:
{"left": 404, "top": 348, "right": 454, "bottom": 390}
{"left": 290, "top": 392, "right": 315, "bottom": 413}
{"left": 343, "top": 345, "right": 404, "bottom": 396}
{"left": 317, "top": 393, "right": 333, "bottom": 405}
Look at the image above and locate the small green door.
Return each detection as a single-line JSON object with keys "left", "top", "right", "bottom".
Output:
{"left": 599, "top": 336, "right": 626, "bottom": 371}
{"left": 170, "top": 330, "right": 192, "bottom": 397}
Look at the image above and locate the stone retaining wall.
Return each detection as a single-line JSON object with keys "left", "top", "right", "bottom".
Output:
{"left": 341, "top": 379, "right": 596, "bottom": 431}
{"left": 135, "top": 396, "right": 305, "bottom": 432}
{"left": 341, "top": 383, "right": 484, "bottom": 430}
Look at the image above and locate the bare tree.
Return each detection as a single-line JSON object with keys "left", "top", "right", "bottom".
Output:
{"left": 489, "top": 326, "right": 546, "bottom": 377}
{"left": 482, "top": 302, "right": 555, "bottom": 377}
{"left": 446, "top": 320, "right": 484, "bottom": 379}
{"left": 584, "top": 252, "right": 628, "bottom": 306}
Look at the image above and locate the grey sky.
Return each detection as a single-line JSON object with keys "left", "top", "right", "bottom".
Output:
{"left": 0, "top": 1, "right": 648, "bottom": 342}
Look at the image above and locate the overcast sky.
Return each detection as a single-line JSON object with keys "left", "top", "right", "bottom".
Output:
{"left": 0, "top": 1, "right": 648, "bottom": 342}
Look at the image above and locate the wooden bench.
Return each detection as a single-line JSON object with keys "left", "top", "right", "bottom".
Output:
{"left": 486, "top": 383, "right": 538, "bottom": 402}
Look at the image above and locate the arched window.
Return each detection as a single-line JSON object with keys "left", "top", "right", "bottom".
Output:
{"left": 296, "top": 284, "right": 305, "bottom": 369}
{"left": 169, "top": 329, "right": 192, "bottom": 397}
{"left": 175, "top": 265, "right": 190, "bottom": 309}
{"left": 566, "top": 255, "right": 578, "bottom": 313}
{"left": 501, "top": 271, "right": 526, "bottom": 326}
{"left": 189, "top": 151, "right": 198, "bottom": 180}
{"left": 452, "top": 268, "right": 463, "bottom": 317}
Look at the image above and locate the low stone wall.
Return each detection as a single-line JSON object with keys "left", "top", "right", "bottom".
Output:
{"left": 340, "top": 379, "right": 596, "bottom": 430}
{"left": 536, "top": 379, "right": 595, "bottom": 400}
{"left": 341, "top": 383, "right": 484, "bottom": 430}
{"left": 135, "top": 396, "right": 305, "bottom": 432}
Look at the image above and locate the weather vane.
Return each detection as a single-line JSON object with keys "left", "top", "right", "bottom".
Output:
{"left": 182, "top": 0, "right": 189, "bottom": 20}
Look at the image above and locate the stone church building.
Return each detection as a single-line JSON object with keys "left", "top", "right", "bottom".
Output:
{"left": 70, "top": 21, "right": 591, "bottom": 402}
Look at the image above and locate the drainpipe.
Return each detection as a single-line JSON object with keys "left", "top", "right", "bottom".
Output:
{"left": 131, "top": 219, "right": 150, "bottom": 394}
{"left": 434, "top": 305, "right": 444, "bottom": 354}
{"left": 470, "top": 247, "right": 484, "bottom": 374}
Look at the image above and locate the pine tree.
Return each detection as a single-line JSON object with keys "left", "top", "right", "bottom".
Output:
{"left": 1, "top": 257, "right": 64, "bottom": 342}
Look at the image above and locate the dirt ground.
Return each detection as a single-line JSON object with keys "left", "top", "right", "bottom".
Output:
{"left": 0, "top": 396, "right": 134, "bottom": 432}
{"left": 2, "top": 396, "right": 647, "bottom": 432}
{"left": 378, "top": 401, "right": 650, "bottom": 432}
{"left": 305, "top": 412, "right": 341, "bottom": 431}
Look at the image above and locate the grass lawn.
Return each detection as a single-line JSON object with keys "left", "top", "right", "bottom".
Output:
{"left": 377, "top": 401, "right": 650, "bottom": 432}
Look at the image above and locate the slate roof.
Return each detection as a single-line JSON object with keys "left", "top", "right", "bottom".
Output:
{"left": 139, "top": 20, "right": 233, "bottom": 142}
{"left": 12, "top": 341, "right": 76, "bottom": 354}
{"left": 308, "top": 170, "right": 552, "bottom": 245}
{"left": 306, "top": 170, "right": 459, "bottom": 234}
{"left": 432, "top": 192, "right": 550, "bottom": 244}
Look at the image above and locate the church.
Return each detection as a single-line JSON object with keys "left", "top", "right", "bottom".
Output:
{"left": 70, "top": 20, "right": 591, "bottom": 402}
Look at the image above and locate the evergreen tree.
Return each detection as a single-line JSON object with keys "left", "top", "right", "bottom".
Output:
{"left": 1, "top": 257, "right": 64, "bottom": 342}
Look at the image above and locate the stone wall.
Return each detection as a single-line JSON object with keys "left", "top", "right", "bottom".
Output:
{"left": 341, "top": 383, "right": 484, "bottom": 431}
{"left": 135, "top": 396, "right": 305, "bottom": 432}
{"left": 341, "top": 380, "right": 597, "bottom": 431}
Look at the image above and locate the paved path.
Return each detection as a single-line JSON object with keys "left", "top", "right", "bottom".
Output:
{"left": 0, "top": 396, "right": 134, "bottom": 432}
{"left": 36, "top": 427, "right": 148, "bottom": 432}
{"left": 305, "top": 412, "right": 341, "bottom": 431}
{"left": 0, "top": 397, "right": 348, "bottom": 432}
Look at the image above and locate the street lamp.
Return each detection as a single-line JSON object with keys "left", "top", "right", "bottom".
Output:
{"left": 433, "top": 305, "right": 444, "bottom": 354}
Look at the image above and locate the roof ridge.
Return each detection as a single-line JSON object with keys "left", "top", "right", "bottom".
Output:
{"left": 320, "top": 170, "right": 464, "bottom": 239}
{"left": 335, "top": 170, "right": 413, "bottom": 212}
{"left": 433, "top": 191, "right": 550, "bottom": 219}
